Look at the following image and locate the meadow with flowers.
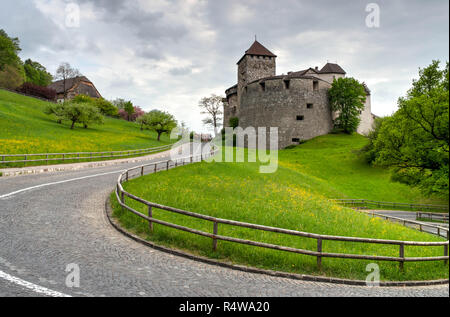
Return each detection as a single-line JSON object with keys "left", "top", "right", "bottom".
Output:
{"left": 111, "top": 134, "right": 448, "bottom": 281}
{"left": 0, "top": 89, "right": 174, "bottom": 165}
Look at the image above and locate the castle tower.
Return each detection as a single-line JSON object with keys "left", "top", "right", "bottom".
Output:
{"left": 237, "top": 40, "right": 277, "bottom": 106}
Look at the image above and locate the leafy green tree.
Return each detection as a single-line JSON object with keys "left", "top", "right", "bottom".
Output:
{"left": 136, "top": 113, "right": 150, "bottom": 131}
{"left": 329, "top": 77, "right": 367, "bottom": 133}
{"left": 72, "top": 94, "right": 118, "bottom": 117}
{"left": 123, "top": 101, "right": 135, "bottom": 121}
{"left": 369, "top": 61, "right": 449, "bottom": 196}
{"left": 44, "top": 102, "right": 104, "bottom": 130}
{"left": 23, "top": 59, "right": 53, "bottom": 86}
{"left": 142, "top": 110, "right": 177, "bottom": 141}
{"left": 44, "top": 103, "right": 65, "bottom": 124}
{"left": 0, "top": 29, "right": 21, "bottom": 70}
{"left": 0, "top": 64, "right": 24, "bottom": 89}
{"left": 229, "top": 117, "right": 239, "bottom": 129}
{"left": 79, "top": 104, "right": 104, "bottom": 129}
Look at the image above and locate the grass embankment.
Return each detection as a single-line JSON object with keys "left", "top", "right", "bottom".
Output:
{"left": 0, "top": 89, "right": 174, "bottom": 167}
{"left": 111, "top": 134, "right": 448, "bottom": 281}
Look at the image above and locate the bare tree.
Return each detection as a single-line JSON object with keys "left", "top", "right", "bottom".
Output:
{"left": 55, "top": 62, "right": 81, "bottom": 101}
{"left": 199, "top": 94, "right": 223, "bottom": 136}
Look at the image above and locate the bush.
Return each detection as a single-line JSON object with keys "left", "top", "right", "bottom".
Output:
{"left": 17, "top": 82, "right": 56, "bottom": 100}
{"left": 0, "top": 64, "right": 24, "bottom": 89}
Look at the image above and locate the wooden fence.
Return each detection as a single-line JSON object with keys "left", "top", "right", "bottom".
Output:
{"left": 0, "top": 144, "right": 173, "bottom": 166}
{"left": 115, "top": 151, "right": 449, "bottom": 272}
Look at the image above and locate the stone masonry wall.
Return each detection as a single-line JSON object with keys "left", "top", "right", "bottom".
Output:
{"left": 239, "top": 77, "right": 333, "bottom": 149}
{"left": 237, "top": 55, "right": 276, "bottom": 108}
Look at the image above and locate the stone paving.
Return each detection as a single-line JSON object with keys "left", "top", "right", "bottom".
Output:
{"left": 0, "top": 152, "right": 448, "bottom": 297}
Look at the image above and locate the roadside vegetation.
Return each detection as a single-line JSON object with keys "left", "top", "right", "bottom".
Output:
{"left": 0, "top": 89, "right": 175, "bottom": 165}
{"left": 361, "top": 61, "right": 449, "bottom": 198}
{"left": 111, "top": 134, "right": 448, "bottom": 281}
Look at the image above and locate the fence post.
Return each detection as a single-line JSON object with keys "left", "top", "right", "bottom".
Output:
{"left": 121, "top": 191, "right": 124, "bottom": 204}
{"left": 126, "top": 171, "right": 129, "bottom": 182}
{"left": 148, "top": 206, "right": 153, "bottom": 233}
{"left": 167, "top": 161, "right": 169, "bottom": 171}
{"left": 46, "top": 154, "right": 49, "bottom": 165}
{"left": 317, "top": 238, "right": 322, "bottom": 270}
{"left": 399, "top": 244, "right": 405, "bottom": 271}
{"left": 154, "top": 164, "right": 157, "bottom": 174}
{"left": 444, "top": 244, "right": 448, "bottom": 265}
{"left": 24, "top": 155, "right": 27, "bottom": 167}
{"left": 141, "top": 166, "right": 144, "bottom": 176}
{"left": 212, "top": 221, "right": 218, "bottom": 251}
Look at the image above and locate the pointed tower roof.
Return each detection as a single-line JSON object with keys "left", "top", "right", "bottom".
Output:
{"left": 237, "top": 40, "right": 277, "bottom": 64}
{"left": 319, "top": 63, "right": 346, "bottom": 74}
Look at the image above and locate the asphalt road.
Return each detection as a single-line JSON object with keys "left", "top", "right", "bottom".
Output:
{"left": 0, "top": 152, "right": 448, "bottom": 297}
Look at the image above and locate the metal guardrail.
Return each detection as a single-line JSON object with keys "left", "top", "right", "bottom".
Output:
{"left": 416, "top": 212, "right": 449, "bottom": 224}
{"left": 361, "top": 210, "right": 449, "bottom": 240}
{"left": 332, "top": 199, "right": 449, "bottom": 212}
{"left": 0, "top": 144, "right": 173, "bottom": 166}
{"left": 115, "top": 150, "right": 449, "bottom": 272}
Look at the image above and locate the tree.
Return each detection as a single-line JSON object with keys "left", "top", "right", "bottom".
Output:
{"left": 328, "top": 77, "right": 367, "bottom": 133}
{"left": 142, "top": 110, "right": 177, "bottom": 141}
{"left": 123, "top": 101, "right": 134, "bottom": 121}
{"left": 0, "top": 30, "right": 24, "bottom": 88}
{"left": 0, "top": 29, "right": 21, "bottom": 71}
{"left": 23, "top": 59, "right": 53, "bottom": 86}
{"left": 229, "top": 117, "right": 239, "bottom": 129}
{"left": 54, "top": 62, "right": 81, "bottom": 101}
{"left": 44, "top": 103, "right": 65, "bottom": 124}
{"left": 44, "top": 102, "right": 104, "bottom": 129}
{"left": 79, "top": 104, "right": 104, "bottom": 129}
{"left": 199, "top": 94, "right": 223, "bottom": 136}
{"left": 0, "top": 64, "right": 24, "bottom": 89}
{"left": 72, "top": 94, "right": 118, "bottom": 117}
{"left": 366, "top": 61, "right": 449, "bottom": 196}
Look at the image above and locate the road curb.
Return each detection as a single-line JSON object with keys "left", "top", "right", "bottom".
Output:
{"left": 0, "top": 149, "right": 173, "bottom": 178}
{"left": 105, "top": 196, "right": 449, "bottom": 288}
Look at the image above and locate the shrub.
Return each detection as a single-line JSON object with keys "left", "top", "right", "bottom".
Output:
{"left": 17, "top": 82, "right": 56, "bottom": 100}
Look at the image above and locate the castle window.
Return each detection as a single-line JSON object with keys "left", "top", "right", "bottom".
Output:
{"left": 260, "top": 82, "right": 266, "bottom": 92}
{"left": 313, "top": 81, "right": 319, "bottom": 91}
{"left": 284, "top": 80, "right": 290, "bottom": 90}
{"left": 296, "top": 115, "right": 304, "bottom": 121}
{"left": 307, "top": 103, "right": 313, "bottom": 109}
{"left": 292, "top": 138, "right": 300, "bottom": 143}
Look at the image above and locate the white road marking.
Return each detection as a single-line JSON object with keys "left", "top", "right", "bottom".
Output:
{"left": 0, "top": 270, "right": 71, "bottom": 297}
{"left": 0, "top": 169, "right": 124, "bottom": 200}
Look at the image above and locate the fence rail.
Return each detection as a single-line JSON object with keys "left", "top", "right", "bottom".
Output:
{"left": 115, "top": 150, "right": 449, "bottom": 272}
{"left": 0, "top": 144, "right": 173, "bottom": 166}
{"left": 416, "top": 212, "right": 449, "bottom": 224}
{"left": 332, "top": 199, "right": 449, "bottom": 212}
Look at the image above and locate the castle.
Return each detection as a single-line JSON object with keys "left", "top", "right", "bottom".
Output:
{"left": 223, "top": 40, "right": 375, "bottom": 149}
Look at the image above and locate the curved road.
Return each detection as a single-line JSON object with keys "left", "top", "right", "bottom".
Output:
{"left": 0, "top": 153, "right": 448, "bottom": 297}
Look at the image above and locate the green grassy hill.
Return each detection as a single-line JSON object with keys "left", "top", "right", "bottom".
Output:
{"left": 112, "top": 134, "right": 448, "bottom": 281}
{"left": 0, "top": 89, "right": 173, "bottom": 156}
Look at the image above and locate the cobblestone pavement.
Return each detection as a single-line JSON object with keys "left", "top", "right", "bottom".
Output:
{"left": 0, "top": 153, "right": 448, "bottom": 297}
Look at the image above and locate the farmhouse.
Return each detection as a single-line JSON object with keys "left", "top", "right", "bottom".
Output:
{"left": 223, "top": 41, "right": 375, "bottom": 149}
{"left": 48, "top": 76, "right": 102, "bottom": 103}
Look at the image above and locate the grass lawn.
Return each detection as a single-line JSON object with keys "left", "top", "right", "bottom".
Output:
{"left": 0, "top": 89, "right": 174, "bottom": 167}
{"left": 111, "top": 134, "right": 449, "bottom": 281}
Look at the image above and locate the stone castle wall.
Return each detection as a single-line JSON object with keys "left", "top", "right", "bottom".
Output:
{"left": 238, "top": 77, "right": 334, "bottom": 149}
{"left": 237, "top": 55, "right": 276, "bottom": 106}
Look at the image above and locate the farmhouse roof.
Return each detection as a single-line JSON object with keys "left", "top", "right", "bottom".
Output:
{"left": 48, "top": 76, "right": 91, "bottom": 93}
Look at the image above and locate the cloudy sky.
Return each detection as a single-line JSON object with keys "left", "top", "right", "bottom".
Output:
{"left": 1, "top": 0, "right": 448, "bottom": 132}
